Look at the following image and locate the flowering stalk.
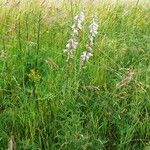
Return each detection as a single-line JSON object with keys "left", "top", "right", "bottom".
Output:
{"left": 64, "top": 11, "right": 85, "bottom": 61}
{"left": 81, "top": 17, "right": 98, "bottom": 65}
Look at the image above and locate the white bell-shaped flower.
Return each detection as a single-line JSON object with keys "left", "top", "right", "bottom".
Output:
{"left": 81, "top": 51, "right": 93, "bottom": 62}
{"left": 79, "top": 11, "right": 85, "bottom": 22}
{"left": 89, "top": 19, "right": 99, "bottom": 37}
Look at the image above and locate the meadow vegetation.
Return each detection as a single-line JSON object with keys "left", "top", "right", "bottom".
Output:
{"left": 0, "top": 0, "right": 150, "bottom": 149}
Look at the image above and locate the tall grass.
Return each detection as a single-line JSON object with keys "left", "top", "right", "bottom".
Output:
{"left": 0, "top": 0, "right": 150, "bottom": 149}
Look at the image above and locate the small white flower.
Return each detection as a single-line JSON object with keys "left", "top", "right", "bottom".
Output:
{"left": 89, "top": 35, "right": 94, "bottom": 42}
{"left": 89, "top": 41, "right": 94, "bottom": 46}
{"left": 74, "top": 15, "right": 79, "bottom": 21}
{"left": 74, "top": 12, "right": 85, "bottom": 22}
{"left": 89, "top": 19, "right": 99, "bottom": 37}
{"left": 72, "top": 41, "right": 78, "bottom": 49}
{"left": 64, "top": 49, "right": 68, "bottom": 53}
{"left": 81, "top": 51, "right": 93, "bottom": 62}
{"left": 92, "top": 22, "right": 99, "bottom": 28}
{"left": 66, "top": 43, "right": 71, "bottom": 49}
{"left": 77, "top": 22, "right": 82, "bottom": 30}
{"left": 79, "top": 11, "right": 85, "bottom": 22}
{"left": 89, "top": 24, "right": 97, "bottom": 31}
{"left": 73, "top": 28, "right": 78, "bottom": 35}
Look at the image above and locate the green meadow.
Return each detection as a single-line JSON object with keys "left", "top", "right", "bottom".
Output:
{"left": 0, "top": 0, "right": 150, "bottom": 149}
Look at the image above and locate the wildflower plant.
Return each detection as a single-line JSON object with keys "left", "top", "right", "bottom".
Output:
{"left": 63, "top": 11, "right": 85, "bottom": 61}
{"left": 1, "top": 1, "right": 150, "bottom": 149}
{"left": 81, "top": 17, "right": 99, "bottom": 66}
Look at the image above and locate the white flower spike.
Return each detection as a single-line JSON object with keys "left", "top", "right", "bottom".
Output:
{"left": 81, "top": 17, "right": 99, "bottom": 65}
{"left": 63, "top": 11, "right": 85, "bottom": 61}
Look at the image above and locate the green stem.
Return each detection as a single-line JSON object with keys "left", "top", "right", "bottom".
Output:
{"left": 35, "top": 13, "right": 41, "bottom": 70}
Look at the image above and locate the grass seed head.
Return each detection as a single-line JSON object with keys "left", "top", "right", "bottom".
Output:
{"left": 116, "top": 68, "right": 134, "bottom": 89}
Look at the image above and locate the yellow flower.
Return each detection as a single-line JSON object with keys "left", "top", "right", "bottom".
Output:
{"left": 28, "top": 69, "right": 41, "bottom": 83}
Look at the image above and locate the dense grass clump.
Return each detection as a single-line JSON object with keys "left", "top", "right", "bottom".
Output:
{"left": 0, "top": 0, "right": 150, "bottom": 149}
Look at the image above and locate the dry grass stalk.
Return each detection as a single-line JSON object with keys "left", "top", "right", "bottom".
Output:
{"left": 116, "top": 68, "right": 134, "bottom": 89}
{"left": 9, "top": 135, "right": 15, "bottom": 150}
{"left": 45, "top": 57, "right": 59, "bottom": 70}
{"left": 42, "top": 6, "right": 66, "bottom": 25}
{"left": 80, "top": 85, "right": 100, "bottom": 91}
